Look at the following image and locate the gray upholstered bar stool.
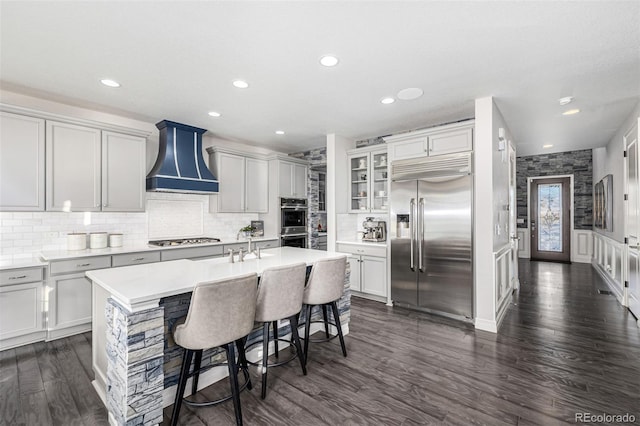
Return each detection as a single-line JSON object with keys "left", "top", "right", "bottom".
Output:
{"left": 250, "top": 262, "right": 307, "bottom": 399}
{"left": 171, "top": 272, "right": 258, "bottom": 426}
{"left": 301, "top": 256, "right": 348, "bottom": 361}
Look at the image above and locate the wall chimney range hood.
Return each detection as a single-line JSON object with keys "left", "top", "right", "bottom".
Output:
{"left": 146, "top": 120, "right": 219, "bottom": 193}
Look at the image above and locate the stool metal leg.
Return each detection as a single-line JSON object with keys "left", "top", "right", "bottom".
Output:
{"left": 272, "top": 320, "right": 279, "bottom": 359}
{"left": 330, "top": 301, "right": 347, "bottom": 357}
{"left": 321, "top": 305, "right": 330, "bottom": 338}
{"left": 225, "top": 343, "right": 243, "bottom": 426}
{"left": 303, "top": 304, "right": 312, "bottom": 363}
{"left": 235, "top": 338, "right": 252, "bottom": 391}
{"left": 289, "top": 314, "right": 307, "bottom": 375}
{"left": 261, "top": 322, "right": 270, "bottom": 399}
{"left": 171, "top": 348, "right": 194, "bottom": 426}
{"left": 192, "top": 349, "right": 203, "bottom": 395}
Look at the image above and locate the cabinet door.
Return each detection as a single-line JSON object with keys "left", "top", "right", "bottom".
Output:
{"left": 217, "top": 153, "right": 246, "bottom": 212}
{"left": 46, "top": 121, "right": 101, "bottom": 211}
{"left": 349, "top": 154, "right": 370, "bottom": 212}
{"left": 293, "top": 164, "right": 307, "bottom": 198}
{"left": 389, "top": 137, "right": 428, "bottom": 161}
{"left": 278, "top": 161, "right": 294, "bottom": 197}
{"left": 102, "top": 131, "right": 146, "bottom": 211}
{"left": 428, "top": 127, "right": 473, "bottom": 156}
{"left": 0, "top": 282, "right": 43, "bottom": 340}
{"left": 50, "top": 275, "right": 92, "bottom": 330}
{"left": 371, "top": 151, "right": 389, "bottom": 212}
{"left": 347, "top": 256, "right": 362, "bottom": 292}
{"left": 0, "top": 112, "right": 45, "bottom": 211}
{"left": 245, "top": 157, "right": 269, "bottom": 212}
{"left": 361, "top": 255, "right": 387, "bottom": 297}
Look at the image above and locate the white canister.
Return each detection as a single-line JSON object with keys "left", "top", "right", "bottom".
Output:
{"left": 90, "top": 232, "right": 108, "bottom": 249}
{"left": 109, "top": 233, "right": 123, "bottom": 248}
{"left": 67, "top": 233, "right": 87, "bottom": 251}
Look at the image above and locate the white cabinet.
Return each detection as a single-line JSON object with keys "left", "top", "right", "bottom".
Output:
{"left": 47, "top": 255, "right": 111, "bottom": 339}
{"left": 0, "top": 266, "right": 45, "bottom": 350}
{"left": 46, "top": 120, "right": 102, "bottom": 211}
{"left": 160, "top": 245, "right": 225, "bottom": 261}
{"left": 336, "top": 242, "right": 387, "bottom": 300}
{"left": 46, "top": 121, "right": 146, "bottom": 212}
{"left": 0, "top": 112, "right": 46, "bottom": 211}
{"left": 101, "top": 131, "right": 146, "bottom": 211}
{"left": 384, "top": 120, "right": 474, "bottom": 161}
{"left": 209, "top": 148, "right": 269, "bottom": 213}
{"left": 348, "top": 147, "right": 388, "bottom": 213}
{"left": 276, "top": 159, "right": 307, "bottom": 198}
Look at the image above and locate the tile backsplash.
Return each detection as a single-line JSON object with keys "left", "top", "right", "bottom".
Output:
{"left": 0, "top": 192, "right": 259, "bottom": 262}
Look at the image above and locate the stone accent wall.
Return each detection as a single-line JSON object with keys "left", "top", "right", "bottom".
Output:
{"left": 105, "top": 300, "right": 164, "bottom": 426}
{"left": 290, "top": 147, "right": 327, "bottom": 249}
{"left": 516, "top": 149, "right": 592, "bottom": 229}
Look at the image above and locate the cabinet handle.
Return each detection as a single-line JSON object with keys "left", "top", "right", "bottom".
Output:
{"left": 77, "top": 263, "right": 91, "bottom": 267}
{"left": 132, "top": 257, "right": 145, "bottom": 261}
{"left": 103, "top": 204, "right": 108, "bottom": 207}
{"left": 9, "top": 275, "right": 27, "bottom": 280}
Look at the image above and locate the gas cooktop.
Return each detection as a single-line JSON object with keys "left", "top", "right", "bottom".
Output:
{"left": 148, "top": 237, "right": 221, "bottom": 247}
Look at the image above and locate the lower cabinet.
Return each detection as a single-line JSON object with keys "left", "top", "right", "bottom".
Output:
{"left": 0, "top": 266, "right": 46, "bottom": 350}
{"left": 336, "top": 242, "right": 387, "bottom": 301}
{"left": 47, "top": 255, "right": 111, "bottom": 340}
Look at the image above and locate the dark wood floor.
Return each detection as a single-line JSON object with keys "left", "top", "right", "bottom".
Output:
{"left": 1, "top": 260, "right": 639, "bottom": 425}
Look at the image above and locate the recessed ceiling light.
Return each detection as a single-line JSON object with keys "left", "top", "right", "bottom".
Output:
{"left": 543, "top": 144, "right": 553, "bottom": 148}
{"left": 558, "top": 96, "right": 573, "bottom": 106}
{"left": 100, "top": 79, "right": 120, "bottom": 88}
{"left": 208, "top": 111, "right": 221, "bottom": 117}
{"left": 562, "top": 109, "right": 580, "bottom": 115}
{"left": 380, "top": 97, "right": 395, "bottom": 104}
{"left": 320, "top": 55, "right": 339, "bottom": 67}
{"left": 232, "top": 80, "right": 249, "bottom": 89}
{"left": 397, "top": 88, "right": 423, "bottom": 100}
{"left": 275, "top": 130, "right": 285, "bottom": 135}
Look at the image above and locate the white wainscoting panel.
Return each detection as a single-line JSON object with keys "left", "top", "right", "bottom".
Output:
{"left": 592, "top": 232, "right": 626, "bottom": 305}
{"left": 517, "top": 228, "right": 530, "bottom": 258}
{"left": 572, "top": 230, "right": 593, "bottom": 263}
{"left": 494, "top": 244, "right": 512, "bottom": 330}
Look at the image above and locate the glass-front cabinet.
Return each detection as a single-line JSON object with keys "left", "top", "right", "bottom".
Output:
{"left": 348, "top": 147, "right": 388, "bottom": 213}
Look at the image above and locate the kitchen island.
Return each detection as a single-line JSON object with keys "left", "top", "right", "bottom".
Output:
{"left": 86, "top": 247, "right": 350, "bottom": 426}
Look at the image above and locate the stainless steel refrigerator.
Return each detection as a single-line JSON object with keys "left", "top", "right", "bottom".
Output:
{"left": 390, "top": 152, "right": 473, "bottom": 320}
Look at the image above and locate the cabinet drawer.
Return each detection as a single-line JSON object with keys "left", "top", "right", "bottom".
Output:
{"left": 336, "top": 243, "right": 387, "bottom": 258}
{"left": 50, "top": 256, "right": 111, "bottom": 275}
{"left": 0, "top": 267, "right": 44, "bottom": 286}
{"left": 255, "top": 239, "right": 279, "bottom": 249}
{"left": 112, "top": 251, "right": 161, "bottom": 267}
{"left": 161, "top": 245, "right": 224, "bottom": 261}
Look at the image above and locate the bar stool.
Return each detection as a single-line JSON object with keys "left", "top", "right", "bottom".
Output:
{"left": 301, "top": 257, "right": 348, "bottom": 361}
{"left": 249, "top": 262, "right": 307, "bottom": 399}
{"left": 171, "top": 272, "right": 258, "bottom": 426}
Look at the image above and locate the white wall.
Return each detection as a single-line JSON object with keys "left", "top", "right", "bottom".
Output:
{"left": 474, "top": 96, "right": 513, "bottom": 333}
{"left": 326, "top": 133, "right": 355, "bottom": 251}
{"left": 592, "top": 101, "right": 640, "bottom": 244}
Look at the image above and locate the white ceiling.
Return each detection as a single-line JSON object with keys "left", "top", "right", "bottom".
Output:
{"left": 1, "top": 1, "right": 639, "bottom": 156}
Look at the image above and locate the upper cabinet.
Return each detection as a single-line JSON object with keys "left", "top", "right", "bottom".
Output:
{"left": 46, "top": 121, "right": 146, "bottom": 212}
{"left": 208, "top": 147, "right": 269, "bottom": 213}
{"left": 0, "top": 112, "right": 46, "bottom": 211}
{"left": 348, "top": 146, "right": 388, "bottom": 213}
{"left": 384, "top": 120, "right": 474, "bottom": 161}
{"left": 273, "top": 158, "right": 307, "bottom": 198}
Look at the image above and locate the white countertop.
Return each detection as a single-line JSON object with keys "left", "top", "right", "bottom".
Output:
{"left": 0, "top": 257, "right": 48, "bottom": 271}
{"left": 39, "top": 236, "right": 279, "bottom": 262}
{"left": 336, "top": 239, "right": 387, "bottom": 248}
{"left": 86, "top": 247, "right": 348, "bottom": 312}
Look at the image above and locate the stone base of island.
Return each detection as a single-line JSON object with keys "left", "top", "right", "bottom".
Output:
{"left": 86, "top": 247, "right": 351, "bottom": 426}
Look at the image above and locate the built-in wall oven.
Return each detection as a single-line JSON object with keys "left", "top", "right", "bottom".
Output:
{"left": 281, "top": 197, "right": 308, "bottom": 248}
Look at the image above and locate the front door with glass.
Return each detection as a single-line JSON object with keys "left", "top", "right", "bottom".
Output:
{"left": 530, "top": 177, "right": 571, "bottom": 262}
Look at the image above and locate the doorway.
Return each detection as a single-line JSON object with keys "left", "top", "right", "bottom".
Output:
{"left": 530, "top": 177, "right": 571, "bottom": 262}
{"left": 625, "top": 122, "right": 639, "bottom": 320}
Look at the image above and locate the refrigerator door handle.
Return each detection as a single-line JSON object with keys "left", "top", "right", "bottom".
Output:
{"left": 410, "top": 198, "right": 416, "bottom": 271}
{"left": 418, "top": 197, "right": 424, "bottom": 272}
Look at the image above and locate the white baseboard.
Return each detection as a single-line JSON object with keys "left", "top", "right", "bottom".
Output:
{"left": 474, "top": 318, "right": 497, "bottom": 333}
{"left": 592, "top": 259, "right": 626, "bottom": 306}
